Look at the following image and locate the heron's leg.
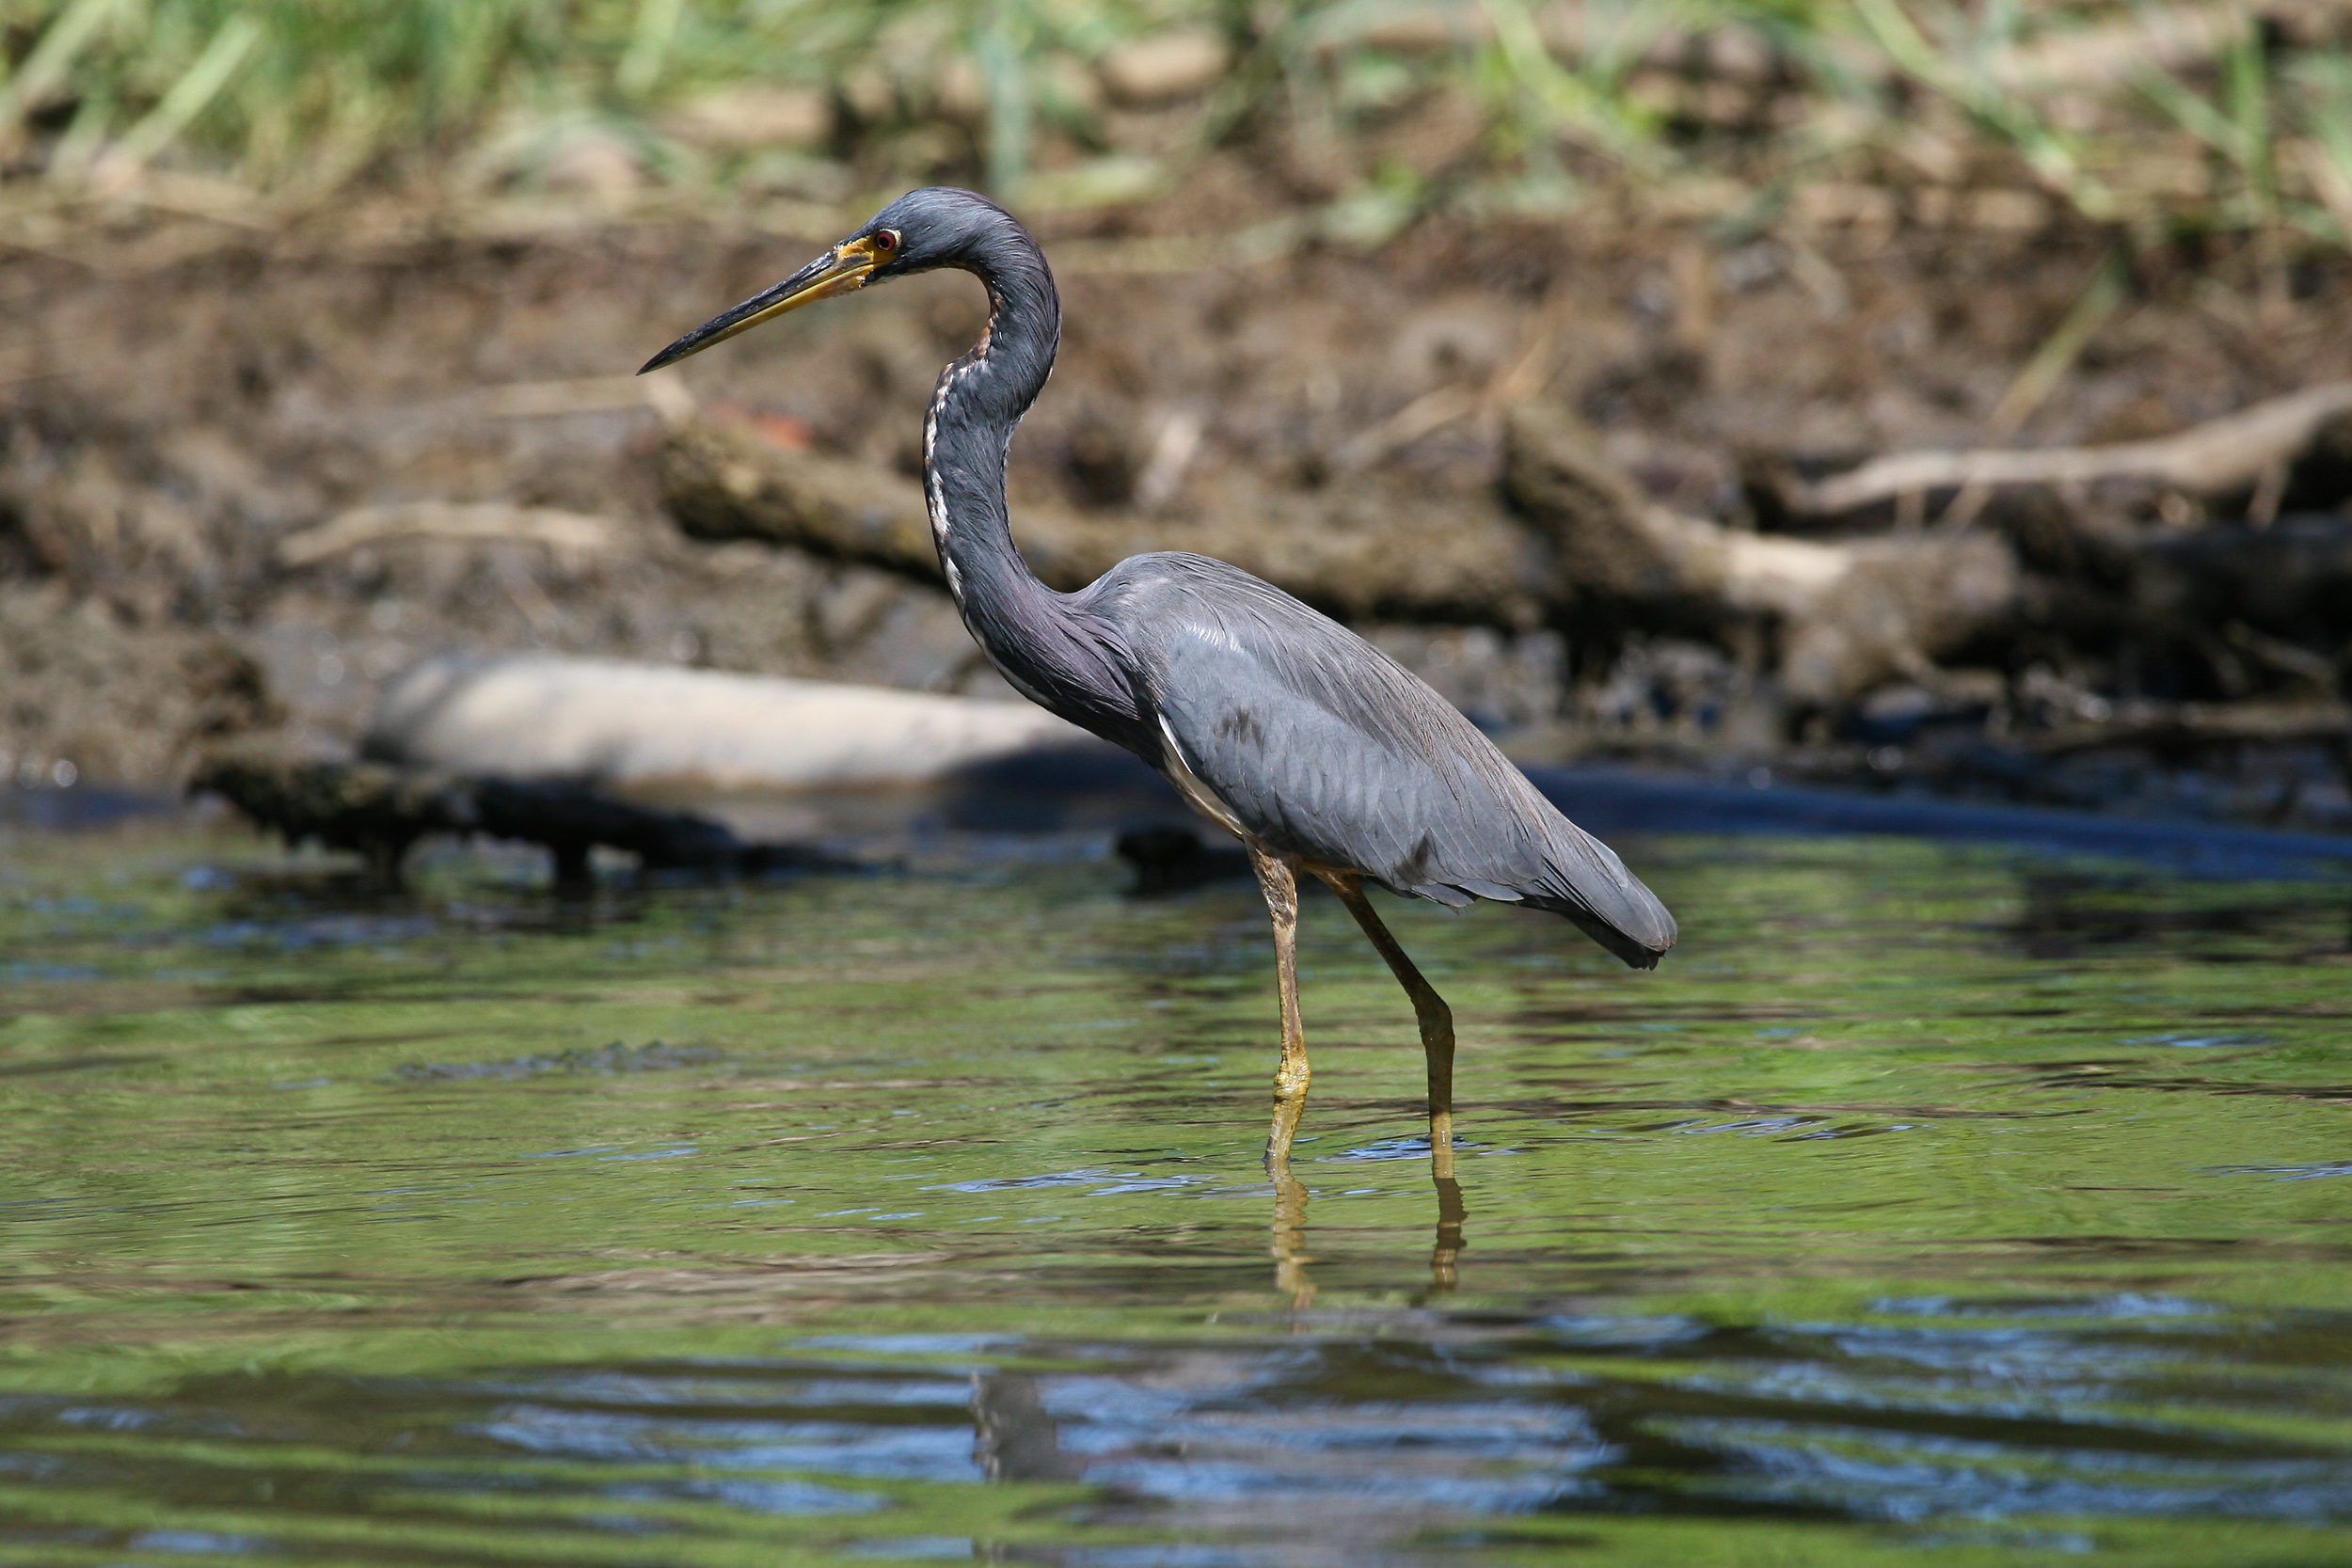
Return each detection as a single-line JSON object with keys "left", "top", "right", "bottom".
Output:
{"left": 1249, "top": 845, "right": 1310, "bottom": 1164}
{"left": 1316, "top": 872, "right": 1457, "bottom": 1180}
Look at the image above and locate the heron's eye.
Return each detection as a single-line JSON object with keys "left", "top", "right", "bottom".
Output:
{"left": 875, "top": 230, "right": 899, "bottom": 252}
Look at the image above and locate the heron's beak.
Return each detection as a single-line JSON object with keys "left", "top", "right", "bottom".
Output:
{"left": 637, "top": 234, "right": 888, "bottom": 373}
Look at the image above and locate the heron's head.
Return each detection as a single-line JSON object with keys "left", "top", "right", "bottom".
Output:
{"left": 639, "top": 188, "right": 1017, "bottom": 373}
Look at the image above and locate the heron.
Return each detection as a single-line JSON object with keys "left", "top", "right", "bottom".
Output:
{"left": 642, "top": 187, "right": 1677, "bottom": 1180}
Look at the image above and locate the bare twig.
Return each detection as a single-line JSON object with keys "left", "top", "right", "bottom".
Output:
{"left": 1793, "top": 382, "right": 2352, "bottom": 515}
{"left": 469, "top": 371, "right": 693, "bottom": 425}
{"left": 278, "top": 503, "right": 625, "bottom": 568}
{"left": 2027, "top": 699, "right": 2349, "bottom": 755}
{"left": 1334, "top": 316, "right": 1560, "bottom": 471}
{"left": 1984, "top": 251, "right": 2128, "bottom": 437}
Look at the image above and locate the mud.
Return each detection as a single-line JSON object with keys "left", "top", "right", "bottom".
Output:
{"left": 3, "top": 167, "right": 2350, "bottom": 828}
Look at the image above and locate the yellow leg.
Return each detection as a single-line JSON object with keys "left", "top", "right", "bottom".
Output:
{"left": 1317, "top": 872, "right": 1457, "bottom": 1181}
{"left": 1250, "top": 845, "right": 1310, "bottom": 1164}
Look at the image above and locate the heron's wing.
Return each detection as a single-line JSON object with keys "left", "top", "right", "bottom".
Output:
{"left": 1088, "top": 553, "right": 1676, "bottom": 968}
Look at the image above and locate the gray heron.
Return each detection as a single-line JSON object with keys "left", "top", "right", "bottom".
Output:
{"left": 643, "top": 187, "right": 1677, "bottom": 1180}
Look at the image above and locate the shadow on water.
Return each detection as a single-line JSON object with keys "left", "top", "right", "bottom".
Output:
{"left": 3, "top": 818, "right": 2351, "bottom": 1563}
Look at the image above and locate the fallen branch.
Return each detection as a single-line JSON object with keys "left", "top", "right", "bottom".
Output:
{"left": 467, "top": 370, "right": 694, "bottom": 424}
{"left": 2026, "top": 700, "right": 2351, "bottom": 757}
{"left": 278, "top": 503, "right": 625, "bottom": 568}
{"left": 1503, "top": 404, "right": 2020, "bottom": 706}
{"left": 668, "top": 404, "right": 2035, "bottom": 709}
{"left": 191, "top": 737, "right": 831, "bottom": 888}
{"left": 364, "top": 654, "right": 1091, "bottom": 793}
{"left": 1790, "top": 382, "right": 2352, "bottom": 516}
{"left": 659, "top": 415, "right": 1548, "bottom": 626}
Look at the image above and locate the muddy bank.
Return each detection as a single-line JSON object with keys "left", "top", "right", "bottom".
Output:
{"left": 4, "top": 169, "right": 2351, "bottom": 830}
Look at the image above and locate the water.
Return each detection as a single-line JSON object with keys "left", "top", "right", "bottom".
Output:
{"left": 3, "top": 820, "right": 2350, "bottom": 1565}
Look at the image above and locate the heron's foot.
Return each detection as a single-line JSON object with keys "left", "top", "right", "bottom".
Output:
{"left": 1265, "top": 1083, "right": 1309, "bottom": 1165}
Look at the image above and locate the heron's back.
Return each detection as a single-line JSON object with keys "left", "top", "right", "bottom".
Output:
{"left": 1083, "top": 553, "right": 1676, "bottom": 968}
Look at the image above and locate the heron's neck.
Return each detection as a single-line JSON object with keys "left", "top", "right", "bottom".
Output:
{"left": 922, "top": 257, "right": 1058, "bottom": 614}
{"left": 920, "top": 246, "right": 1148, "bottom": 750}
{"left": 918, "top": 238, "right": 1152, "bottom": 743}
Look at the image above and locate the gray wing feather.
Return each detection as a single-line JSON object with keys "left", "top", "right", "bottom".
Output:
{"left": 1086, "top": 553, "right": 1677, "bottom": 968}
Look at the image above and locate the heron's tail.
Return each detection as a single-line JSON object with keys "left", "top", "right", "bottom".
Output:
{"left": 1522, "top": 819, "right": 1678, "bottom": 970}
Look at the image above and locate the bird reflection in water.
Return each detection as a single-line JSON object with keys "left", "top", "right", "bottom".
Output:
{"left": 1268, "top": 1157, "right": 1467, "bottom": 1309}
{"left": 1432, "top": 1174, "right": 1467, "bottom": 1290}
{"left": 1271, "top": 1157, "right": 1314, "bottom": 1309}
{"left": 973, "top": 1370, "right": 1084, "bottom": 1482}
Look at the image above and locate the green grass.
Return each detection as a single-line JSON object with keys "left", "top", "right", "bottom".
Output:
{"left": 2, "top": 0, "right": 2346, "bottom": 260}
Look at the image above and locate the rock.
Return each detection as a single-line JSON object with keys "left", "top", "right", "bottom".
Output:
{"left": 538, "top": 129, "right": 647, "bottom": 199}
{"left": 1355, "top": 8, "right": 1493, "bottom": 53}
{"left": 363, "top": 652, "right": 1092, "bottom": 793}
{"left": 932, "top": 58, "right": 990, "bottom": 125}
{"left": 1098, "top": 30, "right": 1230, "bottom": 105}
{"left": 661, "top": 85, "right": 834, "bottom": 150}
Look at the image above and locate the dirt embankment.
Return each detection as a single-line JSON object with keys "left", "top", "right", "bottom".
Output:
{"left": 4, "top": 166, "right": 2351, "bottom": 824}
